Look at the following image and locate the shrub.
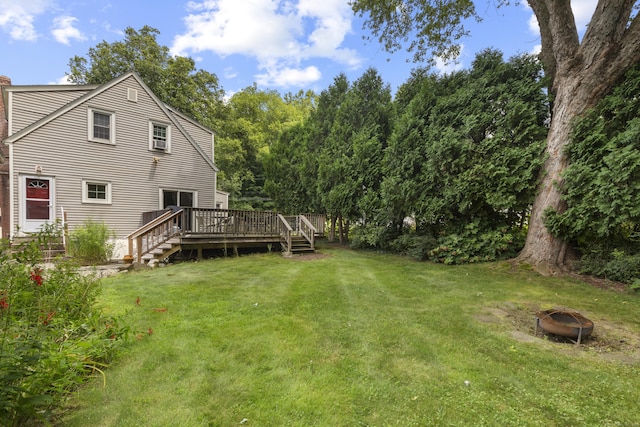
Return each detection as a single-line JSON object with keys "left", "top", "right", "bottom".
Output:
{"left": 389, "top": 233, "right": 438, "bottom": 261}
{"left": 579, "top": 248, "right": 640, "bottom": 285}
{"left": 350, "top": 223, "right": 398, "bottom": 251}
{"left": 0, "top": 230, "right": 128, "bottom": 426}
{"left": 429, "top": 222, "right": 526, "bottom": 265}
{"left": 68, "top": 219, "right": 115, "bottom": 265}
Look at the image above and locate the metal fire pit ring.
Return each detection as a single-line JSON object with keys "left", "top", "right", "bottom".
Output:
{"left": 535, "top": 309, "right": 594, "bottom": 345}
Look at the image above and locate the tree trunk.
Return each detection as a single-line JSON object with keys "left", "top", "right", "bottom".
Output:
{"left": 516, "top": 75, "right": 589, "bottom": 272}
{"left": 328, "top": 214, "right": 337, "bottom": 242}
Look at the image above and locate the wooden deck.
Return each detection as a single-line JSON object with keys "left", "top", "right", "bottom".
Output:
{"left": 127, "top": 208, "right": 325, "bottom": 263}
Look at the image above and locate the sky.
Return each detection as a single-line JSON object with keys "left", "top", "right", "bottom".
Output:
{"left": 0, "top": 0, "right": 597, "bottom": 96}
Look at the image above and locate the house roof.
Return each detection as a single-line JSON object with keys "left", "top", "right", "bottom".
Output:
{"left": 3, "top": 71, "right": 219, "bottom": 172}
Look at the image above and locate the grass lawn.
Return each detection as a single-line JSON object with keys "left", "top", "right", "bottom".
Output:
{"left": 60, "top": 246, "right": 640, "bottom": 426}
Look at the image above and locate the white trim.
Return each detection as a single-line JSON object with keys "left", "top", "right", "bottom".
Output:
{"left": 88, "top": 107, "right": 116, "bottom": 144}
{"left": 7, "top": 91, "right": 13, "bottom": 135}
{"left": 9, "top": 144, "right": 15, "bottom": 237}
{"left": 149, "top": 121, "right": 171, "bottom": 153}
{"left": 82, "top": 179, "right": 112, "bottom": 204}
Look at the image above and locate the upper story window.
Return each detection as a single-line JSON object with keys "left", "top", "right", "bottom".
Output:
{"left": 88, "top": 108, "right": 115, "bottom": 144}
{"left": 149, "top": 121, "right": 171, "bottom": 152}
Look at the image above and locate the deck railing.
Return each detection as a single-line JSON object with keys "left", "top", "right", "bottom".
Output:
{"left": 182, "top": 208, "right": 281, "bottom": 235}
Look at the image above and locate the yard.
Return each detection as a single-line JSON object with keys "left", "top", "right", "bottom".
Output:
{"left": 60, "top": 247, "right": 640, "bottom": 426}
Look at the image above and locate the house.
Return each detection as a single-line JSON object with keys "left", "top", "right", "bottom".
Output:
{"left": 0, "top": 71, "right": 225, "bottom": 259}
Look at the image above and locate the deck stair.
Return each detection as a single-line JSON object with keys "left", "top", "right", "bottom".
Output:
{"left": 278, "top": 214, "right": 317, "bottom": 256}
{"left": 289, "top": 235, "right": 314, "bottom": 254}
{"left": 140, "top": 237, "right": 181, "bottom": 263}
{"left": 10, "top": 235, "right": 66, "bottom": 262}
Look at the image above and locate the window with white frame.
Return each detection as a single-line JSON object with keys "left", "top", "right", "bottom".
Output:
{"left": 88, "top": 108, "right": 116, "bottom": 144}
{"left": 150, "top": 122, "right": 171, "bottom": 152}
{"left": 162, "top": 189, "right": 194, "bottom": 208}
{"left": 82, "top": 180, "right": 112, "bottom": 204}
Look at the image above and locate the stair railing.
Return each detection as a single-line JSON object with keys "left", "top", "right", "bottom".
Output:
{"left": 127, "top": 209, "right": 183, "bottom": 263}
{"left": 277, "top": 214, "right": 294, "bottom": 254}
{"left": 298, "top": 215, "right": 316, "bottom": 250}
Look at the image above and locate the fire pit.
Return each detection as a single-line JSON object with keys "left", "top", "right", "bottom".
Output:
{"left": 535, "top": 309, "right": 594, "bottom": 344}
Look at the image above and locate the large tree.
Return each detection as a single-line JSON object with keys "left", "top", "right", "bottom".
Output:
{"left": 218, "top": 85, "right": 315, "bottom": 209}
{"left": 351, "top": 0, "right": 640, "bottom": 272}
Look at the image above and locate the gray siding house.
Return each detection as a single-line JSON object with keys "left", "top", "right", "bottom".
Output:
{"left": 0, "top": 71, "right": 223, "bottom": 258}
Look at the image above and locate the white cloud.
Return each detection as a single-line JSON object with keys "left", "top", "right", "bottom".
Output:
{"left": 224, "top": 67, "right": 238, "bottom": 79}
{"left": 0, "top": 0, "right": 53, "bottom": 41}
{"left": 434, "top": 46, "right": 464, "bottom": 75}
{"left": 256, "top": 65, "right": 321, "bottom": 87}
{"left": 171, "top": 0, "right": 363, "bottom": 88}
{"left": 52, "top": 74, "right": 72, "bottom": 85}
{"left": 525, "top": 0, "right": 598, "bottom": 40}
{"left": 51, "top": 16, "right": 86, "bottom": 45}
{"left": 571, "top": 0, "right": 598, "bottom": 31}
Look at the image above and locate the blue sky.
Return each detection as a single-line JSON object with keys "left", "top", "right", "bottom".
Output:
{"left": 0, "top": 1, "right": 596, "bottom": 96}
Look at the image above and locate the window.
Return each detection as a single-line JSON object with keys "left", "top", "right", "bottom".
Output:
{"left": 82, "top": 180, "right": 112, "bottom": 204}
{"left": 150, "top": 122, "right": 171, "bottom": 152}
{"left": 88, "top": 108, "right": 115, "bottom": 144}
{"left": 162, "top": 189, "right": 194, "bottom": 208}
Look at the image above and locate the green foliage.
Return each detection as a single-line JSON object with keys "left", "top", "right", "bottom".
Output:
{"left": 429, "top": 221, "right": 526, "bottom": 264}
{"left": 545, "top": 64, "right": 640, "bottom": 282}
{"left": 382, "top": 50, "right": 546, "bottom": 257}
{"left": 316, "top": 68, "right": 393, "bottom": 239}
{"left": 578, "top": 246, "right": 640, "bottom": 285}
{"left": 68, "top": 219, "right": 115, "bottom": 265}
{"left": 351, "top": 0, "right": 478, "bottom": 64}
{"left": 349, "top": 223, "right": 394, "bottom": 251}
{"left": 388, "top": 233, "right": 438, "bottom": 261}
{"left": 219, "top": 85, "right": 316, "bottom": 210}
{"left": 0, "top": 231, "right": 128, "bottom": 426}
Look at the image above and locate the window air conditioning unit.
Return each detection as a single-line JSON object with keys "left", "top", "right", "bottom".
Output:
{"left": 153, "top": 139, "right": 167, "bottom": 150}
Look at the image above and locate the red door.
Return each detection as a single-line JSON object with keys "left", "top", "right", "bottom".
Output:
{"left": 23, "top": 177, "right": 52, "bottom": 232}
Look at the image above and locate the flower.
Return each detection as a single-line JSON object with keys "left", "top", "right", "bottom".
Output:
{"left": 0, "top": 297, "right": 9, "bottom": 310}
{"left": 30, "top": 269, "right": 43, "bottom": 286}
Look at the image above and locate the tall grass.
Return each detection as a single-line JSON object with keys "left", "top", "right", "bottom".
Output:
{"left": 61, "top": 247, "right": 640, "bottom": 426}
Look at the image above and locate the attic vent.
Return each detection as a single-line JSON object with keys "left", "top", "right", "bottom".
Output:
{"left": 127, "top": 88, "right": 138, "bottom": 102}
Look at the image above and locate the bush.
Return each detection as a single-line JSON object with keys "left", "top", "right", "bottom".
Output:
{"left": 68, "top": 219, "right": 115, "bottom": 265}
{"left": 428, "top": 222, "right": 526, "bottom": 265}
{"left": 389, "top": 233, "right": 438, "bottom": 261}
{"left": 579, "top": 248, "right": 640, "bottom": 285}
{"left": 0, "top": 230, "right": 128, "bottom": 426}
{"left": 349, "top": 224, "right": 397, "bottom": 251}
